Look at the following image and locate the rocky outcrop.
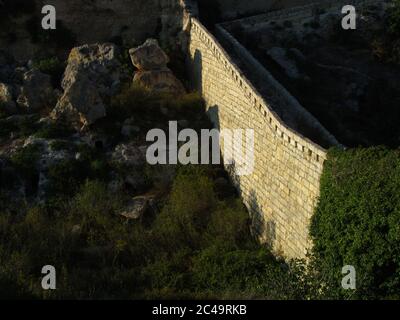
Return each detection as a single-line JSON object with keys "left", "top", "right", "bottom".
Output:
{"left": 111, "top": 142, "right": 147, "bottom": 166}
{"left": 51, "top": 43, "right": 121, "bottom": 128}
{"left": 1, "top": 0, "right": 192, "bottom": 61}
{"left": 118, "top": 196, "right": 153, "bottom": 220}
{"left": 130, "top": 39, "right": 186, "bottom": 95}
{"left": 0, "top": 83, "right": 17, "bottom": 114}
{"left": 130, "top": 39, "right": 170, "bottom": 70}
{"left": 1, "top": 136, "right": 76, "bottom": 201}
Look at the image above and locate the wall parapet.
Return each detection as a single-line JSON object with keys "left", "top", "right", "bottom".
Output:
{"left": 190, "top": 18, "right": 331, "bottom": 164}
{"left": 215, "top": 23, "right": 339, "bottom": 149}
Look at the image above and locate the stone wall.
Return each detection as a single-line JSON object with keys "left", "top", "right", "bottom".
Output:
{"left": 186, "top": 0, "right": 387, "bottom": 259}
{"left": 214, "top": 25, "right": 338, "bottom": 148}
{"left": 188, "top": 17, "right": 329, "bottom": 259}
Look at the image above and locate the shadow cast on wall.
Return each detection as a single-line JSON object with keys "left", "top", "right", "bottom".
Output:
{"left": 189, "top": 47, "right": 278, "bottom": 252}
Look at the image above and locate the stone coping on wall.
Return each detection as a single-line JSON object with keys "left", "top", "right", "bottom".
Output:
{"left": 215, "top": 23, "right": 339, "bottom": 148}
{"left": 190, "top": 17, "right": 331, "bottom": 164}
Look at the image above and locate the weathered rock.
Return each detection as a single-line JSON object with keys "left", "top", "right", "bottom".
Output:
{"left": 111, "top": 142, "right": 146, "bottom": 166}
{"left": 118, "top": 196, "right": 151, "bottom": 220}
{"left": 81, "top": 132, "right": 110, "bottom": 150}
{"left": 51, "top": 43, "right": 121, "bottom": 128}
{"left": 71, "top": 225, "right": 82, "bottom": 235}
{"left": 16, "top": 70, "right": 56, "bottom": 112}
{"left": 129, "top": 39, "right": 169, "bottom": 70}
{"left": 21, "top": 137, "right": 75, "bottom": 200}
{"left": 0, "top": 82, "right": 17, "bottom": 114}
{"left": 133, "top": 69, "right": 186, "bottom": 95}
{"left": 53, "top": 73, "right": 106, "bottom": 126}
{"left": 130, "top": 39, "right": 186, "bottom": 95}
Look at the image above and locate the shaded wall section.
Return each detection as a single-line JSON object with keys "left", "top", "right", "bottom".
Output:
{"left": 188, "top": 18, "right": 328, "bottom": 259}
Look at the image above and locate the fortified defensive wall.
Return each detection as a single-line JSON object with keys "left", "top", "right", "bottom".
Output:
{"left": 182, "top": 0, "right": 385, "bottom": 259}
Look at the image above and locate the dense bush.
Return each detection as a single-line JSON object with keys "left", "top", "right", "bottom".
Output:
{"left": 371, "top": 1, "right": 400, "bottom": 64}
{"left": 310, "top": 147, "right": 400, "bottom": 299}
{"left": 34, "top": 121, "right": 74, "bottom": 139}
{"left": 0, "top": 165, "right": 304, "bottom": 299}
{"left": 109, "top": 84, "right": 157, "bottom": 120}
{"left": 10, "top": 144, "right": 41, "bottom": 193}
{"left": 0, "top": 115, "right": 40, "bottom": 139}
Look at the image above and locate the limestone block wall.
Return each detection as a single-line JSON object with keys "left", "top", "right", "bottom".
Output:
{"left": 188, "top": 18, "right": 329, "bottom": 259}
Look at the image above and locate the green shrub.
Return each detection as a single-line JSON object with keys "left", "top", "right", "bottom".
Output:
{"left": 153, "top": 166, "right": 217, "bottom": 250}
{"left": 161, "top": 92, "right": 205, "bottom": 116}
{"left": 109, "top": 84, "right": 155, "bottom": 120}
{"left": 34, "top": 121, "right": 74, "bottom": 139}
{"left": 0, "top": 116, "right": 40, "bottom": 139}
{"left": 191, "top": 245, "right": 308, "bottom": 299}
{"left": 33, "top": 57, "right": 66, "bottom": 87}
{"left": 10, "top": 144, "right": 41, "bottom": 188}
{"left": 46, "top": 148, "right": 110, "bottom": 198}
{"left": 0, "top": 163, "right": 306, "bottom": 299}
{"left": 49, "top": 140, "right": 71, "bottom": 151}
{"left": 47, "top": 159, "right": 87, "bottom": 197}
{"left": 310, "top": 147, "right": 400, "bottom": 299}
{"left": 371, "top": 1, "right": 400, "bottom": 64}
{"left": 109, "top": 84, "right": 205, "bottom": 130}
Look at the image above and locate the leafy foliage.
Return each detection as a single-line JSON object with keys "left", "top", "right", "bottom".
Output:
{"left": 0, "top": 166, "right": 304, "bottom": 299}
{"left": 310, "top": 147, "right": 400, "bottom": 299}
{"left": 34, "top": 121, "right": 74, "bottom": 139}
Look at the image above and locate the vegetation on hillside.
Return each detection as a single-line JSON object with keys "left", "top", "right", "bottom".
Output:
{"left": 0, "top": 165, "right": 309, "bottom": 299}
{"left": 310, "top": 147, "right": 400, "bottom": 299}
{"left": 372, "top": 0, "right": 400, "bottom": 64}
{"left": 0, "top": 86, "right": 307, "bottom": 300}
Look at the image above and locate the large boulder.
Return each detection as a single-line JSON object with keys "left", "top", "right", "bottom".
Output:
{"left": 16, "top": 70, "right": 57, "bottom": 112}
{"left": 133, "top": 69, "right": 186, "bottom": 96}
{"left": 51, "top": 43, "right": 121, "bottom": 128}
{"left": 129, "top": 39, "right": 186, "bottom": 95}
{"left": 129, "top": 39, "right": 169, "bottom": 70}
{"left": 117, "top": 196, "right": 150, "bottom": 220}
